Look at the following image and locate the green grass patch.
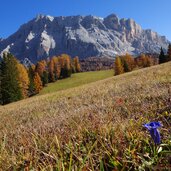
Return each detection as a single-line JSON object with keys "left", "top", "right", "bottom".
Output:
{"left": 39, "top": 70, "right": 113, "bottom": 95}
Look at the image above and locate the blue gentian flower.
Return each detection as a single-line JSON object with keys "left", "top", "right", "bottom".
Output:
{"left": 143, "top": 122, "right": 162, "bottom": 144}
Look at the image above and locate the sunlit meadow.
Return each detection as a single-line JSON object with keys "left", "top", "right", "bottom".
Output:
{"left": 0, "top": 62, "right": 171, "bottom": 170}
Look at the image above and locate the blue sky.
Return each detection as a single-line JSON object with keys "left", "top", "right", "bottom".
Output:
{"left": 0, "top": 0, "right": 171, "bottom": 40}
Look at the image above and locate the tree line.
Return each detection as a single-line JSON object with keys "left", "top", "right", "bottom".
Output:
{"left": 0, "top": 53, "right": 81, "bottom": 105}
{"left": 1, "top": 44, "right": 170, "bottom": 104}
{"left": 114, "top": 44, "right": 171, "bottom": 75}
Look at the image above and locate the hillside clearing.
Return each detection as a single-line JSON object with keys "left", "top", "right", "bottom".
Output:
{"left": 39, "top": 70, "right": 114, "bottom": 95}
{"left": 0, "top": 62, "right": 171, "bottom": 170}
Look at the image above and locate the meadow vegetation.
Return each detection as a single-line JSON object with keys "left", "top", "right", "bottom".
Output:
{"left": 0, "top": 62, "right": 171, "bottom": 170}
{"left": 39, "top": 70, "right": 113, "bottom": 95}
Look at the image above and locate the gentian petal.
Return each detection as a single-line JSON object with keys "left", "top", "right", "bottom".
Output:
{"left": 143, "top": 121, "right": 161, "bottom": 144}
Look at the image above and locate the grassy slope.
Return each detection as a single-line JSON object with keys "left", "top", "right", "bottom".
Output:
{"left": 0, "top": 62, "right": 171, "bottom": 170}
{"left": 39, "top": 70, "right": 114, "bottom": 95}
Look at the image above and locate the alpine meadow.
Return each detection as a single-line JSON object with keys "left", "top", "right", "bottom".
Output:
{"left": 0, "top": 0, "right": 171, "bottom": 170}
{"left": 0, "top": 61, "right": 171, "bottom": 170}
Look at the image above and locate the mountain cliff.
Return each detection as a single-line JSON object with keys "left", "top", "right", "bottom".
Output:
{"left": 0, "top": 14, "right": 169, "bottom": 63}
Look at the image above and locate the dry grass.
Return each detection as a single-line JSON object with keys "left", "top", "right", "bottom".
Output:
{"left": 0, "top": 62, "right": 171, "bottom": 170}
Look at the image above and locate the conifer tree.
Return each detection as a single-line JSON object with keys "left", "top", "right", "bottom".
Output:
{"left": 42, "top": 71, "right": 48, "bottom": 86}
{"left": 123, "top": 59, "right": 130, "bottom": 72}
{"left": 33, "top": 72, "right": 43, "bottom": 94}
{"left": 167, "top": 44, "right": 171, "bottom": 61}
{"left": 1, "top": 53, "right": 23, "bottom": 104}
{"left": 159, "top": 47, "right": 166, "bottom": 64}
{"left": 114, "top": 56, "right": 124, "bottom": 75}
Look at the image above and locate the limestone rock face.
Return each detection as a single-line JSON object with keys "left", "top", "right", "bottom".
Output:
{"left": 0, "top": 14, "right": 169, "bottom": 63}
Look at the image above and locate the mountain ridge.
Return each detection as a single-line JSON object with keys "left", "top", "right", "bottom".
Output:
{"left": 0, "top": 13, "right": 169, "bottom": 63}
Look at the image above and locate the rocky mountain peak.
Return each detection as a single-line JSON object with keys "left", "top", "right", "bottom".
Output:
{"left": 103, "top": 14, "right": 120, "bottom": 30}
{"left": 35, "top": 14, "right": 54, "bottom": 22}
{"left": 0, "top": 13, "right": 169, "bottom": 63}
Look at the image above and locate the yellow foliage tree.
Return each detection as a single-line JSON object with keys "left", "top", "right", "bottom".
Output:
{"left": 17, "top": 63, "right": 30, "bottom": 98}
{"left": 52, "top": 56, "right": 61, "bottom": 79}
{"left": 35, "top": 60, "right": 47, "bottom": 77}
{"left": 33, "top": 72, "right": 43, "bottom": 94}
{"left": 114, "top": 56, "right": 124, "bottom": 75}
{"left": 59, "top": 54, "right": 72, "bottom": 78}
{"left": 124, "top": 53, "right": 135, "bottom": 71}
{"left": 73, "top": 56, "right": 81, "bottom": 72}
{"left": 138, "top": 54, "right": 153, "bottom": 68}
{"left": 48, "top": 58, "right": 55, "bottom": 82}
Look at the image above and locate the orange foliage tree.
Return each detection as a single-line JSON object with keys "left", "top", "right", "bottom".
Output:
{"left": 35, "top": 60, "right": 47, "bottom": 77}
{"left": 52, "top": 57, "right": 61, "bottom": 80}
{"left": 48, "top": 58, "right": 55, "bottom": 82}
{"left": 136, "top": 54, "right": 153, "bottom": 68}
{"left": 17, "top": 63, "right": 30, "bottom": 98}
{"left": 114, "top": 56, "right": 124, "bottom": 75}
{"left": 73, "top": 56, "right": 81, "bottom": 73}
{"left": 59, "top": 54, "right": 72, "bottom": 78}
{"left": 122, "top": 53, "right": 135, "bottom": 72}
{"left": 33, "top": 72, "right": 43, "bottom": 94}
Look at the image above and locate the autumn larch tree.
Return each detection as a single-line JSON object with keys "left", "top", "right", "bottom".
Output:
{"left": 64, "top": 55, "right": 72, "bottom": 77}
{"left": 35, "top": 60, "right": 47, "bottom": 85}
{"left": 125, "top": 53, "right": 135, "bottom": 71}
{"left": 60, "top": 54, "right": 72, "bottom": 78}
{"left": 1, "top": 53, "right": 23, "bottom": 104}
{"left": 145, "top": 55, "right": 153, "bottom": 67}
{"left": 114, "top": 56, "right": 124, "bottom": 75}
{"left": 17, "top": 63, "right": 30, "bottom": 98}
{"left": 73, "top": 56, "right": 81, "bottom": 73}
{"left": 58, "top": 55, "right": 65, "bottom": 78}
{"left": 33, "top": 72, "right": 43, "bottom": 94}
{"left": 121, "top": 53, "right": 135, "bottom": 72}
{"left": 52, "top": 56, "right": 61, "bottom": 80}
{"left": 138, "top": 54, "right": 153, "bottom": 68}
{"left": 48, "top": 58, "right": 55, "bottom": 82}
{"left": 139, "top": 54, "right": 146, "bottom": 67}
